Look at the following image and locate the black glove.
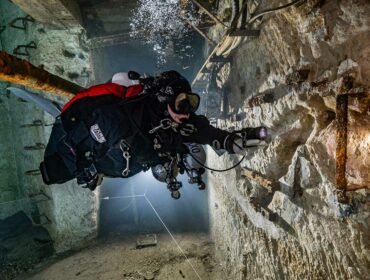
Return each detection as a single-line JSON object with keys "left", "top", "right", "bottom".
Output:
{"left": 240, "top": 127, "right": 268, "bottom": 141}
{"left": 76, "top": 163, "right": 98, "bottom": 191}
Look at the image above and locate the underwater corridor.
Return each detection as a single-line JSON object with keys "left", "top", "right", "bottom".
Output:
{"left": 0, "top": 1, "right": 369, "bottom": 280}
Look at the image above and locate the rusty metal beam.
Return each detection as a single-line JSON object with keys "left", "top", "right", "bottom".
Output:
{"left": 335, "top": 94, "right": 349, "bottom": 203}
{"left": 0, "top": 51, "right": 84, "bottom": 98}
{"left": 242, "top": 168, "right": 278, "bottom": 193}
{"left": 246, "top": 92, "right": 274, "bottom": 108}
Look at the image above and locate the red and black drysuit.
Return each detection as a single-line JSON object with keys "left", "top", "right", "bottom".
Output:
{"left": 40, "top": 80, "right": 234, "bottom": 186}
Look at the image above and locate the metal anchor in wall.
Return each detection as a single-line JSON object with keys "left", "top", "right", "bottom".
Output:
{"left": 25, "top": 169, "right": 41, "bottom": 176}
{"left": 24, "top": 142, "right": 46, "bottom": 151}
{"left": 20, "top": 120, "right": 53, "bottom": 128}
{"left": 13, "top": 41, "right": 37, "bottom": 56}
{"left": 9, "top": 15, "right": 35, "bottom": 30}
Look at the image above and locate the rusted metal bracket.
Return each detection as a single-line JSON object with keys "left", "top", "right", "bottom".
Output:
{"left": 25, "top": 169, "right": 41, "bottom": 176}
{"left": 229, "top": 29, "right": 260, "bottom": 37}
{"left": 0, "top": 51, "right": 84, "bottom": 97}
{"left": 335, "top": 94, "right": 348, "bottom": 203}
{"left": 20, "top": 120, "right": 54, "bottom": 127}
{"left": 24, "top": 142, "right": 46, "bottom": 151}
{"left": 335, "top": 90, "right": 370, "bottom": 203}
{"left": 246, "top": 92, "right": 274, "bottom": 108}
{"left": 9, "top": 15, "right": 34, "bottom": 30}
{"left": 13, "top": 41, "right": 37, "bottom": 56}
{"left": 20, "top": 120, "right": 43, "bottom": 128}
{"left": 242, "top": 167, "right": 279, "bottom": 193}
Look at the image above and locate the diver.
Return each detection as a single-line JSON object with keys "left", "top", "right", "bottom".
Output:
{"left": 13, "top": 71, "right": 268, "bottom": 198}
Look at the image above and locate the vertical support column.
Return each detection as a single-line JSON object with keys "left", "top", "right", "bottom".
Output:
{"left": 336, "top": 94, "right": 349, "bottom": 203}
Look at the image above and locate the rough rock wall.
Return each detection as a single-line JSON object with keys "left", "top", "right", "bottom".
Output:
{"left": 208, "top": 1, "right": 370, "bottom": 279}
{"left": 0, "top": 0, "right": 97, "bottom": 253}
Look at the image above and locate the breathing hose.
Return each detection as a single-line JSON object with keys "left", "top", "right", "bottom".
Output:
{"left": 188, "top": 141, "right": 246, "bottom": 173}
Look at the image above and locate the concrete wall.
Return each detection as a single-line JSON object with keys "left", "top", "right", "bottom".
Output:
{"left": 0, "top": 0, "right": 97, "bottom": 252}
{"left": 207, "top": 0, "right": 370, "bottom": 279}
{"left": 0, "top": 82, "right": 25, "bottom": 219}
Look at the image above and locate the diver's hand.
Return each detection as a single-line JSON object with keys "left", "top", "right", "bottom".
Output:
{"left": 77, "top": 163, "right": 98, "bottom": 191}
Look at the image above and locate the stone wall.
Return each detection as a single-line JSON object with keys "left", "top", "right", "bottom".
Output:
{"left": 0, "top": 0, "right": 98, "bottom": 253}
{"left": 11, "top": 0, "right": 82, "bottom": 28}
{"left": 208, "top": 1, "right": 370, "bottom": 279}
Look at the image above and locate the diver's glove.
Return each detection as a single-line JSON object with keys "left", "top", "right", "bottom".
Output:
{"left": 225, "top": 127, "right": 268, "bottom": 155}
{"left": 240, "top": 127, "right": 268, "bottom": 147}
{"left": 76, "top": 163, "right": 98, "bottom": 191}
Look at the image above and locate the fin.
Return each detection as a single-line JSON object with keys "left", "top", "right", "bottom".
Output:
{"left": 6, "top": 87, "right": 62, "bottom": 118}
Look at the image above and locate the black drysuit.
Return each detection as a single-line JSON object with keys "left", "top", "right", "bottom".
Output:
{"left": 40, "top": 84, "right": 232, "bottom": 185}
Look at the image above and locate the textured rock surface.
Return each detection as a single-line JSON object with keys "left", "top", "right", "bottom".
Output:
{"left": 0, "top": 212, "right": 54, "bottom": 280}
{"left": 208, "top": 1, "right": 370, "bottom": 279}
{"left": 0, "top": 0, "right": 97, "bottom": 255}
{"left": 26, "top": 233, "right": 227, "bottom": 280}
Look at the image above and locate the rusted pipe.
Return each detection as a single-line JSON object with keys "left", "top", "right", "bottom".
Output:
{"left": 335, "top": 94, "right": 349, "bottom": 203}
{"left": 0, "top": 51, "right": 84, "bottom": 98}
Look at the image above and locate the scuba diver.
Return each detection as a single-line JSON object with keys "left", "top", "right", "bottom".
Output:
{"left": 8, "top": 71, "right": 268, "bottom": 199}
